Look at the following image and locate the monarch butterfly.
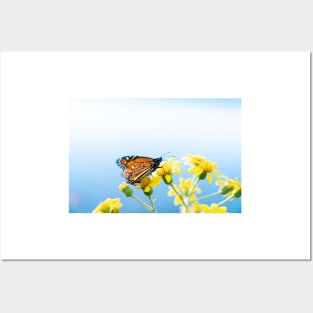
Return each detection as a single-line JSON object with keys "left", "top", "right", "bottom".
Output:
{"left": 116, "top": 155, "right": 162, "bottom": 185}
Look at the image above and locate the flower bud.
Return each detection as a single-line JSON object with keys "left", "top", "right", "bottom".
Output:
{"left": 221, "top": 185, "right": 234, "bottom": 195}
{"left": 198, "top": 172, "right": 207, "bottom": 180}
{"left": 119, "top": 183, "right": 133, "bottom": 197}
{"left": 162, "top": 174, "right": 172, "bottom": 185}
{"left": 143, "top": 186, "right": 153, "bottom": 196}
{"left": 234, "top": 188, "right": 241, "bottom": 198}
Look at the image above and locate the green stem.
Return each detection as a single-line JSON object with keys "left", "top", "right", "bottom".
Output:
{"left": 188, "top": 176, "right": 200, "bottom": 196}
{"left": 170, "top": 183, "right": 189, "bottom": 213}
{"left": 218, "top": 196, "right": 234, "bottom": 206}
{"left": 131, "top": 195, "right": 154, "bottom": 212}
{"left": 147, "top": 195, "right": 158, "bottom": 213}
{"left": 193, "top": 191, "right": 221, "bottom": 202}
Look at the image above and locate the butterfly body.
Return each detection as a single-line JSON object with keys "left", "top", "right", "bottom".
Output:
{"left": 116, "top": 155, "right": 162, "bottom": 185}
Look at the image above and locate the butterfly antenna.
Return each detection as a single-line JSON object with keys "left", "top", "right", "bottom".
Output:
{"left": 161, "top": 152, "right": 175, "bottom": 161}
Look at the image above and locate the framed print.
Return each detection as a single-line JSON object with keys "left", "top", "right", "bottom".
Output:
{"left": 69, "top": 98, "right": 241, "bottom": 214}
{"left": 0, "top": 52, "right": 310, "bottom": 259}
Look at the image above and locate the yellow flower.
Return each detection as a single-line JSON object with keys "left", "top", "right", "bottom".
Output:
{"left": 187, "top": 202, "right": 210, "bottom": 213}
{"left": 136, "top": 176, "right": 161, "bottom": 196}
{"left": 188, "top": 202, "right": 227, "bottom": 213}
{"left": 216, "top": 177, "right": 241, "bottom": 198}
{"left": 183, "top": 154, "right": 217, "bottom": 182}
{"left": 168, "top": 178, "right": 201, "bottom": 205}
{"left": 183, "top": 154, "right": 205, "bottom": 165}
{"left": 207, "top": 203, "right": 227, "bottom": 213}
{"left": 155, "top": 157, "right": 182, "bottom": 184}
{"left": 93, "top": 198, "right": 122, "bottom": 213}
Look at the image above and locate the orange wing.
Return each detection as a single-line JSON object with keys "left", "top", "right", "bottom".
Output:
{"left": 116, "top": 155, "right": 162, "bottom": 184}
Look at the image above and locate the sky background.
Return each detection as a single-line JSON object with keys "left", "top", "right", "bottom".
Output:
{"left": 69, "top": 99, "right": 241, "bottom": 213}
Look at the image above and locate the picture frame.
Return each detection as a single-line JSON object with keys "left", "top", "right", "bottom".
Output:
{"left": 1, "top": 52, "right": 310, "bottom": 260}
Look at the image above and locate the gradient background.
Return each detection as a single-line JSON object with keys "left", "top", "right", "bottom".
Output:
{"left": 69, "top": 99, "right": 241, "bottom": 213}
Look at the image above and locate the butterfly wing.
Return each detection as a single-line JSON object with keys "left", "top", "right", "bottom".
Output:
{"left": 123, "top": 161, "right": 155, "bottom": 184}
{"left": 116, "top": 156, "right": 162, "bottom": 184}
{"left": 116, "top": 156, "right": 132, "bottom": 170}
